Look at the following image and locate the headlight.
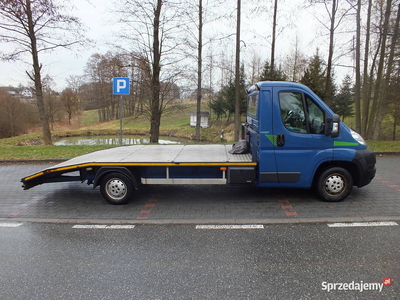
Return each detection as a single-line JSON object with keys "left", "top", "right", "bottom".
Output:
{"left": 351, "top": 130, "right": 366, "bottom": 145}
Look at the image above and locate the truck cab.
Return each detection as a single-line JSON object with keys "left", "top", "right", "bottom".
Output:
{"left": 246, "top": 81, "right": 376, "bottom": 202}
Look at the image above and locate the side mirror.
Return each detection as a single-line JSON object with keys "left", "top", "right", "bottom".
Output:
{"left": 325, "top": 114, "right": 340, "bottom": 138}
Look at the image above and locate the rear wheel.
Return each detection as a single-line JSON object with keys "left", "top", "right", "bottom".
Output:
{"left": 317, "top": 167, "right": 353, "bottom": 202}
{"left": 100, "top": 172, "right": 134, "bottom": 205}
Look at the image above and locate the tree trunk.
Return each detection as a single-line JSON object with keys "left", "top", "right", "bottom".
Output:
{"left": 324, "top": 0, "right": 337, "bottom": 107}
{"left": 354, "top": 0, "right": 362, "bottom": 133}
{"left": 270, "top": 0, "right": 278, "bottom": 74}
{"left": 195, "top": 0, "right": 203, "bottom": 142}
{"left": 26, "top": 0, "right": 52, "bottom": 145}
{"left": 361, "top": 0, "right": 372, "bottom": 137}
{"left": 150, "top": 110, "right": 161, "bottom": 144}
{"left": 373, "top": 2, "right": 399, "bottom": 140}
{"left": 234, "top": 0, "right": 241, "bottom": 141}
{"left": 150, "top": 0, "right": 162, "bottom": 143}
{"left": 292, "top": 35, "right": 300, "bottom": 82}
{"left": 372, "top": 0, "right": 393, "bottom": 140}
{"left": 393, "top": 108, "right": 398, "bottom": 141}
{"left": 366, "top": 35, "right": 382, "bottom": 138}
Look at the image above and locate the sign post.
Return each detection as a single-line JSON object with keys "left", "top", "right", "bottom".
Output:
{"left": 112, "top": 78, "right": 130, "bottom": 145}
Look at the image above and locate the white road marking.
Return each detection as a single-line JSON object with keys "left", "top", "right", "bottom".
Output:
{"left": 72, "top": 225, "right": 136, "bottom": 229}
{"left": 73, "top": 225, "right": 108, "bottom": 229}
{"left": 108, "top": 225, "right": 136, "bottom": 229}
{"left": 0, "top": 223, "right": 23, "bottom": 227}
{"left": 196, "top": 225, "right": 264, "bottom": 230}
{"left": 328, "top": 221, "right": 398, "bottom": 228}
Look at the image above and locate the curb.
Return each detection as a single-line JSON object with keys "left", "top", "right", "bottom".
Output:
{"left": 1, "top": 216, "right": 400, "bottom": 226}
{"left": 374, "top": 151, "right": 400, "bottom": 156}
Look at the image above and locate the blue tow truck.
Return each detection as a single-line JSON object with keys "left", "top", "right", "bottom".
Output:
{"left": 21, "top": 81, "right": 376, "bottom": 204}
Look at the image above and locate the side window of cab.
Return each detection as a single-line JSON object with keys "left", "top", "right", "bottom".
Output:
{"left": 279, "top": 92, "right": 325, "bottom": 134}
{"left": 247, "top": 93, "right": 259, "bottom": 126}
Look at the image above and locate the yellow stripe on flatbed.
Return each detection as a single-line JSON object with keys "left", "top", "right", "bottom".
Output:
{"left": 22, "top": 161, "right": 257, "bottom": 182}
{"left": 22, "top": 144, "right": 256, "bottom": 182}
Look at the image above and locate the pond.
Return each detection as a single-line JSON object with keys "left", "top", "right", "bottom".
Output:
{"left": 53, "top": 135, "right": 185, "bottom": 146}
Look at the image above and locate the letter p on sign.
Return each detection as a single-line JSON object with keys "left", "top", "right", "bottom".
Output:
{"left": 113, "top": 77, "right": 130, "bottom": 95}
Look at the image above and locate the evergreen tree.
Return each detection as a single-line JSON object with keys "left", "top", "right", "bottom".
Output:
{"left": 209, "top": 92, "right": 227, "bottom": 120}
{"left": 260, "top": 60, "right": 287, "bottom": 81}
{"left": 210, "top": 66, "right": 246, "bottom": 122}
{"left": 300, "top": 50, "right": 326, "bottom": 100}
{"left": 222, "top": 79, "right": 237, "bottom": 122}
{"left": 331, "top": 75, "right": 355, "bottom": 121}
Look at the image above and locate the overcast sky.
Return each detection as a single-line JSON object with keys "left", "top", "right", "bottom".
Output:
{"left": 0, "top": 0, "right": 111, "bottom": 89}
{"left": 0, "top": 0, "right": 352, "bottom": 91}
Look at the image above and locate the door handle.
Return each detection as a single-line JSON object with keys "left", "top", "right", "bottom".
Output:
{"left": 277, "top": 134, "right": 285, "bottom": 147}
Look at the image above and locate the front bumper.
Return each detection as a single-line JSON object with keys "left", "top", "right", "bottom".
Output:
{"left": 352, "top": 149, "right": 376, "bottom": 187}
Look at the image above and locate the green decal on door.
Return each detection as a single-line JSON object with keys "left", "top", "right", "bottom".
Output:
{"left": 265, "top": 134, "right": 277, "bottom": 146}
{"left": 333, "top": 141, "right": 359, "bottom": 147}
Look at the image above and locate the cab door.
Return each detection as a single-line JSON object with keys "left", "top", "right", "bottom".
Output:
{"left": 271, "top": 87, "right": 333, "bottom": 188}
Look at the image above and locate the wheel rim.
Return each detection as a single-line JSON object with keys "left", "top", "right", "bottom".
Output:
{"left": 105, "top": 178, "right": 127, "bottom": 201}
{"left": 324, "top": 174, "right": 345, "bottom": 195}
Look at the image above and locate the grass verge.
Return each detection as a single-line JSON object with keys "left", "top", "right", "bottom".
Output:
{"left": 0, "top": 145, "right": 116, "bottom": 161}
{"left": 366, "top": 140, "right": 400, "bottom": 152}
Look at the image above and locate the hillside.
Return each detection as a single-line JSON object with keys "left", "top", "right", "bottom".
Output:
{"left": 0, "top": 101, "right": 237, "bottom": 149}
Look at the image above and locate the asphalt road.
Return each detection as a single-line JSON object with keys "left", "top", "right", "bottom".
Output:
{"left": 0, "top": 157, "right": 399, "bottom": 300}
{"left": 0, "top": 222, "right": 398, "bottom": 300}
{"left": 0, "top": 156, "right": 399, "bottom": 224}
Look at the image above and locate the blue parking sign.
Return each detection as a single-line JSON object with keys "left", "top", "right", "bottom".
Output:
{"left": 113, "top": 77, "right": 130, "bottom": 95}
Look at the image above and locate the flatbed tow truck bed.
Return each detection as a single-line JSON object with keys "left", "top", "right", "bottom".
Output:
{"left": 22, "top": 144, "right": 255, "bottom": 192}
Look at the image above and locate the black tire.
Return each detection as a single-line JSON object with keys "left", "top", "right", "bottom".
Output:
{"left": 100, "top": 172, "right": 134, "bottom": 205}
{"left": 317, "top": 167, "right": 353, "bottom": 202}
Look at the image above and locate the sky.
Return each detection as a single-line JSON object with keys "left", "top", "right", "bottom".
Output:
{"left": 0, "top": 0, "right": 111, "bottom": 89}
{"left": 0, "top": 0, "right": 353, "bottom": 91}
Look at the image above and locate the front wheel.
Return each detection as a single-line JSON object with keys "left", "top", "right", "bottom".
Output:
{"left": 100, "top": 172, "right": 134, "bottom": 205}
{"left": 317, "top": 167, "right": 353, "bottom": 202}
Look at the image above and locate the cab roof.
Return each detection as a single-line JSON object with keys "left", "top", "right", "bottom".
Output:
{"left": 247, "top": 81, "right": 312, "bottom": 94}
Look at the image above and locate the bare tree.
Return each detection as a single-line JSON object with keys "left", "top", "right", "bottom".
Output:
{"left": 0, "top": 0, "right": 85, "bottom": 145}
{"left": 85, "top": 52, "right": 126, "bottom": 122}
{"left": 182, "top": 0, "right": 205, "bottom": 141}
{"left": 324, "top": 0, "right": 337, "bottom": 106}
{"left": 372, "top": 1, "right": 399, "bottom": 140}
{"left": 60, "top": 88, "right": 79, "bottom": 125}
{"left": 308, "top": 0, "right": 353, "bottom": 105}
{"left": 66, "top": 75, "right": 85, "bottom": 123}
{"left": 116, "top": 0, "right": 185, "bottom": 143}
{"left": 250, "top": 0, "right": 291, "bottom": 72}
{"left": 150, "top": 0, "right": 163, "bottom": 143}
{"left": 66, "top": 75, "right": 85, "bottom": 95}
{"left": 0, "top": 87, "right": 25, "bottom": 137}
{"left": 195, "top": 0, "right": 203, "bottom": 142}
{"left": 234, "top": 0, "right": 241, "bottom": 141}
{"left": 361, "top": 0, "right": 372, "bottom": 136}
{"left": 248, "top": 51, "right": 262, "bottom": 84}
{"left": 354, "top": 0, "right": 362, "bottom": 133}
{"left": 270, "top": 0, "right": 278, "bottom": 74}
{"left": 366, "top": 0, "right": 392, "bottom": 139}
{"left": 41, "top": 75, "right": 58, "bottom": 130}
{"left": 283, "top": 35, "right": 307, "bottom": 82}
